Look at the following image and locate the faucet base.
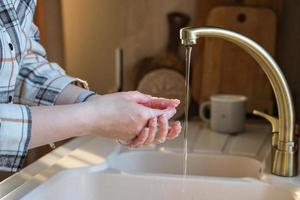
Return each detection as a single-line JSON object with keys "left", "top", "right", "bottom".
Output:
{"left": 272, "top": 149, "right": 298, "bottom": 177}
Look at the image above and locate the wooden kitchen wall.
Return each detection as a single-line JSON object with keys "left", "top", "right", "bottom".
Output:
{"left": 191, "top": 0, "right": 283, "bottom": 114}
{"left": 35, "top": 0, "right": 65, "bottom": 67}
{"left": 61, "top": 0, "right": 197, "bottom": 93}
{"left": 35, "top": 0, "right": 300, "bottom": 122}
{"left": 45, "top": 0, "right": 300, "bottom": 121}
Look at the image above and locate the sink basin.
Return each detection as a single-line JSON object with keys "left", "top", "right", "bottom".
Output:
{"left": 20, "top": 169, "right": 294, "bottom": 200}
{"left": 108, "top": 151, "right": 263, "bottom": 178}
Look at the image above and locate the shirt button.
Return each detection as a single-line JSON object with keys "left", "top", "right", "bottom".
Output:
{"left": 8, "top": 43, "right": 13, "bottom": 51}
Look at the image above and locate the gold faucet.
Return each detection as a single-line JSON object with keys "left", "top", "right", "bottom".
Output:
{"left": 180, "top": 27, "right": 298, "bottom": 177}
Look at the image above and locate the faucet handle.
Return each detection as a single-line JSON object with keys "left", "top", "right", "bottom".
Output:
{"left": 253, "top": 110, "right": 279, "bottom": 133}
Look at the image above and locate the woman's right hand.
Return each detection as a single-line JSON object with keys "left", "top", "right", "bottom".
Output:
{"left": 83, "top": 91, "right": 181, "bottom": 146}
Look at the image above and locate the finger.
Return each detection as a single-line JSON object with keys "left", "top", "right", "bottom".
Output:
{"left": 155, "top": 114, "right": 169, "bottom": 144}
{"left": 152, "top": 107, "right": 176, "bottom": 120}
{"left": 142, "top": 98, "right": 180, "bottom": 109}
{"left": 126, "top": 127, "right": 149, "bottom": 148}
{"left": 167, "top": 121, "right": 182, "bottom": 140}
{"left": 144, "top": 117, "right": 157, "bottom": 145}
{"left": 124, "top": 91, "right": 152, "bottom": 104}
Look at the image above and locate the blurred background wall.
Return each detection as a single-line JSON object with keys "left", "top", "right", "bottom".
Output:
{"left": 40, "top": 0, "right": 299, "bottom": 120}
{"left": 36, "top": 0, "right": 300, "bottom": 120}
{"left": 60, "top": 0, "right": 197, "bottom": 93}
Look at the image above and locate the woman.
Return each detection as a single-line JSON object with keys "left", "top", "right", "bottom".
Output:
{"left": 0, "top": 0, "right": 182, "bottom": 172}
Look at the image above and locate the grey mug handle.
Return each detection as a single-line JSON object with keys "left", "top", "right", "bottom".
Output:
{"left": 199, "top": 101, "right": 211, "bottom": 123}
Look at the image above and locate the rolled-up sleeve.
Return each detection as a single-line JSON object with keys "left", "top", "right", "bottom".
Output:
{"left": 4, "top": 23, "right": 88, "bottom": 171}
{"left": 14, "top": 23, "right": 88, "bottom": 106}
{"left": 0, "top": 104, "right": 31, "bottom": 172}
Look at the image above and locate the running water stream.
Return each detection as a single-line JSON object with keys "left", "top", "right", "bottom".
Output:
{"left": 183, "top": 46, "right": 192, "bottom": 176}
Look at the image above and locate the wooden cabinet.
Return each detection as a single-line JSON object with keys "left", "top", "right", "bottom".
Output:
{"left": 191, "top": 0, "right": 283, "bottom": 105}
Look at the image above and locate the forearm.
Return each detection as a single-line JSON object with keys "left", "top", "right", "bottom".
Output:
{"left": 28, "top": 91, "right": 181, "bottom": 149}
{"left": 29, "top": 84, "right": 96, "bottom": 149}
{"left": 29, "top": 103, "right": 91, "bottom": 149}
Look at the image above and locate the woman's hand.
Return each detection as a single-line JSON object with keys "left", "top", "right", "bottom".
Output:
{"left": 85, "top": 91, "right": 182, "bottom": 147}
{"left": 122, "top": 115, "right": 182, "bottom": 148}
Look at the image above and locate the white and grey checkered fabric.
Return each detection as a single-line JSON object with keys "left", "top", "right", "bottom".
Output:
{"left": 0, "top": 0, "right": 86, "bottom": 172}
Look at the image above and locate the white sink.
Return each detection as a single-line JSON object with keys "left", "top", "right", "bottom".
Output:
{"left": 20, "top": 169, "right": 294, "bottom": 200}
{"left": 2, "top": 134, "right": 298, "bottom": 200}
{"left": 108, "top": 151, "right": 263, "bottom": 178}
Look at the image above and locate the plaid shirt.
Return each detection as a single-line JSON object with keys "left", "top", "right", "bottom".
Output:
{"left": 0, "top": 0, "right": 86, "bottom": 172}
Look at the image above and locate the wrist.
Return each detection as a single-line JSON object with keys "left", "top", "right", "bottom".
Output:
{"left": 76, "top": 94, "right": 104, "bottom": 137}
{"left": 75, "top": 102, "right": 95, "bottom": 137}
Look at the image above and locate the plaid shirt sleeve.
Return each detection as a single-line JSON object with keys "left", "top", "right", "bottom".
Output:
{"left": 0, "top": 24, "right": 89, "bottom": 172}
{"left": 0, "top": 1, "right": 91, "bottom": 172}
{"left": 0, "top": 104, "right": 31, "bottom": 172}
{"left": 14, "top": 23, "right": 89, "bottom": 106}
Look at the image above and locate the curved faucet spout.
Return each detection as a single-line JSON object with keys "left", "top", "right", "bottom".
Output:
{"left": 180, "top": 27, "right": 297, "bottom": 177}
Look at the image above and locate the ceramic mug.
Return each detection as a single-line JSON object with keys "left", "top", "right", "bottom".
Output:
{"left": 199, "top": 94, "right": 247, "bottom": 133}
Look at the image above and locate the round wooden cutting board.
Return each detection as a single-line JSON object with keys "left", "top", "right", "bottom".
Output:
{"left": 137, "top": 68, "right": 186, "bottom": 119}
